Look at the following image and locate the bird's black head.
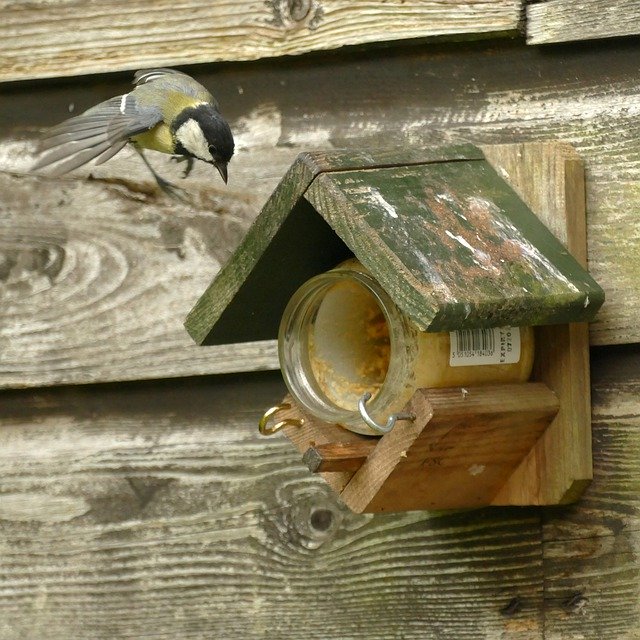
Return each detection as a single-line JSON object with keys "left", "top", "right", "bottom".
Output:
{"left": 171, "top": 104, "right": 235, "bottom": 183}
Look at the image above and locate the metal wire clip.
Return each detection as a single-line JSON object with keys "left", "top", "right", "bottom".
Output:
{"left": 358, "top": 392, "right": 415, "bottom": 434}
{"left": 258, "top": 403, "right": 304, "bottom": 436}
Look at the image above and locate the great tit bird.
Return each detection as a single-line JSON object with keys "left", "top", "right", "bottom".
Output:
{"left": 32, "top": 68, "right": 234, "bottom": 193}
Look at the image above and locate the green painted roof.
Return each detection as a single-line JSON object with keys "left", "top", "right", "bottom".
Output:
{"left": 185, "top": 144, "right": 604, "bottom": 346}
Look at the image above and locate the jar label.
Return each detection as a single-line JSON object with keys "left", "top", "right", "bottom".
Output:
{"left": 449, "top": 327, "right": 521, "bottom": 366}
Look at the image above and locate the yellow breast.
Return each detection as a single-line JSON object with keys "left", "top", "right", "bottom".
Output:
{"left": 132, "top": 124, "right": 174, "bottom": 154}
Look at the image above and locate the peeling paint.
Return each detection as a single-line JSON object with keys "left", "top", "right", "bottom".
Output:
{"left": 467, "top": 195, "right": 582, "bottom": 294}
{"left": 444, "top": 228, "right": 498, "bottom": 274}
{"left": 445, "top": 229, "right": 475, "bottom": 252}
{"left": 369, "top": 187, "right": 398, "bottom": 218}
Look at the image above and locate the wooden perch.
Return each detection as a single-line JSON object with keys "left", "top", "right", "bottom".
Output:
{"left": 303, "top": 441, "right": 377, "bottom": 473}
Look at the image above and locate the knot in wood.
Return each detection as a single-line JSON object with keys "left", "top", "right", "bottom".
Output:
{"left": 562, "top": 592, "right": 588, "bottom": 614}
{"left": 282, "top": 493, "right": 343, "bottom": 550}
{"left": 500, "top": 596, "right": 523, "bottom": 617}
{"left": 288, "top": 0, "right": 312, "bottom": 21}
{"left": 309, "top": 507, "right": 333, "bottom": 532}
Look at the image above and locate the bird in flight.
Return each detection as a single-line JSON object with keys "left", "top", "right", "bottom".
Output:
{"left": 32, "top": 68, "right": 235, "bottom": 198}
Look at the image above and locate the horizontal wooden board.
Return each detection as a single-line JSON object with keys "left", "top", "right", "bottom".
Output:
{"left": 0, "top": 167, "right": 281, "bottom": 387}
{"left": 527, "top": 0, "right": 640, "bottom": 45}
{"left": 1, "top": 39, "right": 640, "bottom": 386}
{"left": 0, "top": 371, "right": 545, "bottom": 640}
{"left": 0, "top": 346, "right": 638, "bottom": 638}
{"left": 0, "top": 0, "right": 521, "bottom": 83}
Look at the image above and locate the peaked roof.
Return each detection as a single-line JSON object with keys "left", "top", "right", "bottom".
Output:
{"left": 185, "top": 144, "right": 604, "bottom": 346}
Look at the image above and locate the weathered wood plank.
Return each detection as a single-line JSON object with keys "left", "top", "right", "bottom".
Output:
{"left": 0, "top": 0, "right": 522, "bottom": 83}
{"left": 527, "top": 0, "right": 640, "bottom": 45}
{"left": 541, "top": 345, "right": 640, "bottom": 638}
{"left": 0, "top": 168, "right": 280, "bottom": 387}
{"left": 0, "top": 346, "right": 637, "bottom": 636}
{"left": 485, "top": 143, "right": 593, "bottom": 506}
{"left": 0, "top": 371, "right": 545, "bottom": 639}
{"left": 1, "top": 40, "right": 640, "bottom": 386}
{"left": 341, "top": 383, "right": 559, "bottom": 512}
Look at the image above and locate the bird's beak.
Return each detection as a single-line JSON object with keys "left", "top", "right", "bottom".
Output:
{"left": 215, "top": 162, "right": 228, "bottom": 184}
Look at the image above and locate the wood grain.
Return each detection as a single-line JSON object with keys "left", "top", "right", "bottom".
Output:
{"left": 303, "top": 441, "right": 376, "bottom": 473}
{"left": 0, "top": 0, "right": 521, "bottom": 82}
{"left": 0, "top": 169, "right": 280, "bottom": 387}
{"left": 340, "top": 383, "right": 559, "bottom": 512}
{"left": 0, "top": 349, "right": 637, "bottom": 637}
{"left": 484, "top": 143, "right": 593, "bottom": 506}
{"left": 2, "top": 40, "right": 640, "bottom": 387}
{"left": 540, "top": 345, "right": 640, "bottom": 638}
{"left": 527, "top": 0, "right": 640, "bottom": 45}
{"left": 0, "top": 371, "right": 545, "bottom": 639}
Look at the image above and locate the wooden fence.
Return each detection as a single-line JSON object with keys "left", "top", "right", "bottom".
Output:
{"left": 1, "top": 1, "right": 639, "bottom": 637}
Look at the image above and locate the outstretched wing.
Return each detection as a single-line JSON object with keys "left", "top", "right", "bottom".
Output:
{"left": 32, "top": 93, "right": 162, "bottom": 176}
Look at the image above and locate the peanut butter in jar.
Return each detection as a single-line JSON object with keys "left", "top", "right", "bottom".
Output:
{"left": 279, "top": 259, "right": 534, "bottom": 435}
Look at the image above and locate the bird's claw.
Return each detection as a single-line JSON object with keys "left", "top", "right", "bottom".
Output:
{"left": 155, "top": 176, "right": 191, "bottom": 204}
{"left": 170, "top": 155, "right": 195, "bottom": 179}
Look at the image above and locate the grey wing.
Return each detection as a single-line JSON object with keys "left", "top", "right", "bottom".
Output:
{"left": 133, "top": 67, "right": 215, "bottom": 105}
{"left": 32, "top": 94, "right": 162, "bottom": 176}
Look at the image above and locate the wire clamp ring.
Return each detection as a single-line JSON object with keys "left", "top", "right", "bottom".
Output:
{"left": 258, "top": 403, "right": 304, "bottom": 436}
{"left": 358, "top": 392, "right": 415, "bottom": 434}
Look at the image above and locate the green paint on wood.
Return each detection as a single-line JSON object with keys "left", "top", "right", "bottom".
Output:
{"left": 185, "top": 144, "right": 485, "bottom": 345}
{"left": 185, "top": 145, "right": 604, "bottom": 345}
{"left": 306, "top": 160, "right": 604, "bottom": 331}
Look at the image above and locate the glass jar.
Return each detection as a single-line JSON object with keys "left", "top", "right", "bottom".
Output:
{"left": 278, "top": 260, "right": 535, "bottom": 435}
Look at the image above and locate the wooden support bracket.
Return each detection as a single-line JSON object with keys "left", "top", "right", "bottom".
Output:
{"left": 285, "top": 383, "right": 559, "bottom": 512}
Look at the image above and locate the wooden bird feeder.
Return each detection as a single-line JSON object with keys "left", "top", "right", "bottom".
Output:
{"left": 185, "top": 142, "right": 604, "bottom": 513}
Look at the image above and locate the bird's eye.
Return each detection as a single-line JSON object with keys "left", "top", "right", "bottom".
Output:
{"left": 208, "top": 145, "right": 216, "bottom": 154}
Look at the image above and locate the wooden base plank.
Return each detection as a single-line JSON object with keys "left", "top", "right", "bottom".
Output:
{"left": 341, "top": 383, "right": 559, "bottom": 513}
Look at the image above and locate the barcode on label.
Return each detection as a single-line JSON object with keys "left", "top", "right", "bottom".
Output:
{"left": 449, "top": 327, "right": 521, "bottom": 367}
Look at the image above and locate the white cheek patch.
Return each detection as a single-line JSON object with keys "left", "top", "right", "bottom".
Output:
{"left": 175, "top": 119, "right": 213, "bottom": 162}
